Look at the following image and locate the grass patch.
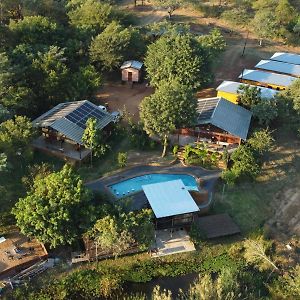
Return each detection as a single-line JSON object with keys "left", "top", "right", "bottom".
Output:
{"left": 77, "top": 137, "right": 132, "bottom": 182}
{"left": 212, "top": 182, "right": 272, "bottom": 234}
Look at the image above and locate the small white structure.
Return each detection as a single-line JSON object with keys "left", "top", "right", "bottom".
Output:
{"left": 0, "top": 237, "right": 6, "bottom": 244}
{"left": 121, "top": 60, "right": 143, "bottom": 83}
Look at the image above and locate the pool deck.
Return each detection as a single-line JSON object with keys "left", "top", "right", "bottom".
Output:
{"left": 86, "top": 164, "right": 221, "bottom": 210}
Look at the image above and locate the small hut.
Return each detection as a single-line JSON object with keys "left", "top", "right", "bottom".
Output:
{"left": 121, "top": 60, "right": 143, "bottom": 83}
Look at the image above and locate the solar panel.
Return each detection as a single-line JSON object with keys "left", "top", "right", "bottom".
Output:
{"left": 64, "top": 101, "right": 111, "bottom": 130}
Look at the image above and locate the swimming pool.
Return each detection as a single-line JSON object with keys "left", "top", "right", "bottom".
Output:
{"left": 108, "top": 173, "right": 199, "bottom": 199}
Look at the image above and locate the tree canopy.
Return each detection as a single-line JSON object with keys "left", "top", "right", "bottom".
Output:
{"left": 0, "top": 115, "right": 35, "bottom": 163}
{"left": 89, "top": 21, "right": 133, "bottom": 71}
{"left": 13, "top": 165, "right": 93, "bottom": 248}
{"left": 145, "top": 31, "right": 209, "bottom": 89}
{"left": 140, "top": 80, "right": 197, "bottom": 156}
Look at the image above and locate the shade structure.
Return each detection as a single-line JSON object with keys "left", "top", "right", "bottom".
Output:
{"left": 270, "top": 52, "right": 300, "bottom": 65}
{"left": 255, "top": 60, "right": 300, "bottom": 77}
{"left": 142, "top": 179, "right": 200, "bottom": 219}
{"left": 238, "top": 69, "right": 296, "bottom": 88}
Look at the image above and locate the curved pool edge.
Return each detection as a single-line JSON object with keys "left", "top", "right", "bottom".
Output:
{"left": 86, "top": 163, "right": 220, "bottom": 186}
{"left": 107, "top": 173, "right": 201, "bottom": 199}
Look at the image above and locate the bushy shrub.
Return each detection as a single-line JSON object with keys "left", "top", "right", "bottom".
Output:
{"left": 117, "top": 152, "right": 128, "bottom": 168}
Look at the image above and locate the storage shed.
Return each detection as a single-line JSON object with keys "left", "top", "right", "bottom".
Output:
{"left": 216, "top": 80, "right": 278, "bottom": 104}
{"left": 238, "top": 69, "right": 296, "bottom": 90}
{"left": 270, "top": 52, "right": 300, "bottom": 65}
{"left": 255, "top": 60, "right": 300, "bottom": 78}
{"left": 121, "top": 60, "right": 143, "bottom": 83}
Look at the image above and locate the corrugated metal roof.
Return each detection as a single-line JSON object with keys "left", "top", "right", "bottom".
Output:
{"left": 33, "top": 100, "right": 115, "bottom": 145}
{"left": 270, "top": 52, "right": 300, "bottom": 65}
{"left": 239, "top": 69, "right": 296, "bottom": 87}
{"left": 197, "top": 97, "right": 252, "bottom": 140}
{"left": 216, "top": 81, "right": 278, "bottom": 99}
{"left": 33, "top": 101, "right": 85, "bottom": 127}
{"left": 255, "top": 60, "right": 300, "bottom": 77}
{"left": 51, "top": 118, "right": 84, "bottom": 144}
{"left": 120, "top": 60, "right": 143, "bottom": 70}
{"left": 142, "top": 180, "right": 200, "bottom": 219}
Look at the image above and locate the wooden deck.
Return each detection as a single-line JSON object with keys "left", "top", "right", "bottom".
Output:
{"left": 196, "top": 214, "right": 241, "bottom": 239}
{"left": 0, "top": 231, "right": 48, "bottom": 278}
{"left": 32, "top": 136, "right": 91, "bottom": 162}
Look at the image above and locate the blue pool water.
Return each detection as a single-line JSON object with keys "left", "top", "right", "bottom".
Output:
{"left": 108, "top": 173, "right": 199, "bottom": 199}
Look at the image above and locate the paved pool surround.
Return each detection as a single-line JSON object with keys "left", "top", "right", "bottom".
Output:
{"left": 86, "top": 165, "right": 221, "bottom": 211}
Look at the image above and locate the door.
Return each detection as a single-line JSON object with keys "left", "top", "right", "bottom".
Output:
{"left": 128, "top": 71, "right": 133, "bottom": 82}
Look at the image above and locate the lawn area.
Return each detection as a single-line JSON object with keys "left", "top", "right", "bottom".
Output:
{"left": 212, "top": 128, "right": 300, "bottom": 236}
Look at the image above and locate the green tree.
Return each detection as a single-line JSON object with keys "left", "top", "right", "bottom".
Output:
{"left": 251, "top": 99, "right": 278, "bottom": 126}
{"left": 12, "top": 165, "right": 92, "bottom": 248}
{"left": 222, "top": 145, "right": 260, "bottom": 184}
{"left": 32, "top": 46, "right": 69, "bottom": 109}
{"left": 122, "top": 209, "right": 154, "bottom": 251}
{"left": 9, "top": 16, "right": 60, "bottom": 46}
{"left": 248, "top": 129, "right": 274, "bottom": 154}
{"left": 198, "top": 28, "right": 226, "bottom": 58}
{"left": 275, "top": 0, "right": 297, "bottom": 26}
{"left": 89, "top": 21, "right": 132, "bottom": 70}
{"left": 89, "top": 215, "right": 134, "bottom": 258}
{"left": 282, "top": 78, "right": 300, "bottom": 113}
{"left": 140, "top": 80, "right": 197, "bottom": 157}
{"left": 69, "top": 64, "right": 102, "bottom": 100}
{"left": 82, "top": 117, "right": 109, "bottom": 166}
{"left": 251, "top": 9, "right": 280, "bottom": 38}
{"left": 144, "top": 32, "right": 210, "bottom": 89}
{"left": 238, "top": 85, "right": 262, "bottom": 107}
{"left": 0, "top": 115, "right": 35, "bottom": 161}
{"left": 0, "top": 52, "right": 12, "bottom": 102}
{"left": 67, "top": 0, "right": 113, "bottom": 32}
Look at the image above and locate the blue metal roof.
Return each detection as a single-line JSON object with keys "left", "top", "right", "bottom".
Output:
{"left": 142, "top": 180, "right": 199, "bottom": 219}
{"left": 120, "top": 60, "right": 143, "bottom": 70}
{"left": 255, "top": 60, "right": 300, "bottom": 77}
{"left": 270, "top": 52, "right": 300, "bottom": 65}
{"left": 239, "top": 69, "right": 296, "bottom": 87}
{"left": 197, "top": 97, "right": 252, "bottom": 140}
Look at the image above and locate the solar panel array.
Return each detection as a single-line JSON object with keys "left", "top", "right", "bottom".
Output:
{"left": 65, "top": 101, "right": 107, "bottom": 129}
{"left": 197, "top": 98, "right": 219, "bottom": 122}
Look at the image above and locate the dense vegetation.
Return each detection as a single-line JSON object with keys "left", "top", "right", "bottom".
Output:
{"left": 0, "top": 1, "right": 299, "bottom": 299}
{"left": 192, "top": 0, "right": 300, "bottom": 45}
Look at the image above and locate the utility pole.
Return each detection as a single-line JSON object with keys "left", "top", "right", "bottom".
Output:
{"left": 241, "top": 30, "right": 249, "bottom": 57}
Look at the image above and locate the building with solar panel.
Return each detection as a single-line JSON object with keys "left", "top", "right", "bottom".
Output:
{"left": 32, "top": 100, "right": 115, "bottom": 161}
